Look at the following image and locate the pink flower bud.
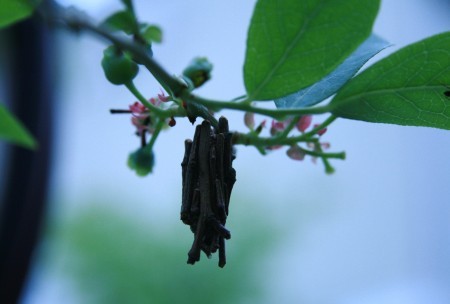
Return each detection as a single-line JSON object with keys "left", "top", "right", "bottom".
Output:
{"left": 270, "top": 120, "right": 286, "bottom": 136}
{"left": 314, "top": 124, "right": 327, "bottom": 136}
{"left": 158, "top": 90, "right": 170, "bottom": 102}
{"left": 266, "top": 145, "right": 282, "bottom": 151}
{"left": 149, "top": 97, "right": 162, "bottom": 106}
{"left": 321, "top": 142, "right": 330, "bottom": 149}
{"left": 244, "top": 112, "right": 255, "bottom": 129}
{"left": 296, "top": 115, "right": 312, "bottom": 132}
{"left": 287, "top": 145, "right": 305, "bottom": 161}
{"left": 131, "top": 117, "right": 148, "bottom": 135}
{"left": 129, "top": 102, "right": 146, "bottom": 114}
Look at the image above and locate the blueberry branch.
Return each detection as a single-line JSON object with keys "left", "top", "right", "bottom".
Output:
{"left": 39, "top": 0, "right": 185, "bottom": 96}
{"left": 180, "top": 91, "right": 333, "bottom": 120}
{"left": 40, "top": 0, "right": 336, "bottom": 121}
{"left": 37, "top": 0, "right": 345, "bottom": 174}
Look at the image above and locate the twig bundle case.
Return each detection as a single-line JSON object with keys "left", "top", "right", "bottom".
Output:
{"left": 181, "top": 117, "right": 236, "bottom": 267}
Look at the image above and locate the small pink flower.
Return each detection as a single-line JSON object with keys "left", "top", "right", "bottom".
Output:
{"left": 129, "top": 101, "right": 150, "bottom": 135}
{"left": 286, "top": 145, "right": 305, "bottom": 161}
{"left": 314, "top": 124, "right": 327, "bottom": 136}
{"left": 131, "top": 116, "right": 149, "bottom": 134}
{"left": 270, "top": 120, "right": 286, "bottom": 136}
{"left": 157, "top": 90, "right": 170, "bottom": 102}
{"left": 321, "top": 142, "right": 330, "bottom": 149}
{"left": 129, "top": 102, "right": 146, "bottom": 114}
{"left": 266, "top": 145, "right": 282, "bottom": 151}
{"left": 244, "top": 112, "right": 255, "bottom": 129}
{"left": 149, "top": 97, "right": 162, "bottom": 107}
{"left": 296, "top": 115, "right": 312, "bottom": 133}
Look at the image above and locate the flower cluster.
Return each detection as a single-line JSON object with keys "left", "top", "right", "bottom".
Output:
{"left": 129, "top": 101, "right": 150, "bottom": 135}
{"left": 244, "top": 113, "right": 330, "bottom": 163}
{"left": 129, "top": 91, "right": 172, "bottom": 136}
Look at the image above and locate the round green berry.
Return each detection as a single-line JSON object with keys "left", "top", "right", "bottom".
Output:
{"left": 101, "top": 46, "right": 139, "bottom": 85}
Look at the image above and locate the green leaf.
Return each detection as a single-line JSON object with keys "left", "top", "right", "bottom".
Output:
{"left": 0, "top": 103, "right": 36, "bottom": 149}
{"left": 275, "top": 34, "right": 390, "bottom": 109}
{"left": 330, "top": 32, "right": 450, "bottom": 130}
{"left": 244, "top": 0, "right": 380, "bottom": 101}
{"left": 100, "top": 10, "right": 136, "bottom": 34}
{"left": 0, "top": 0, "right": 39, "bottom": 28}
{"left": 141, "top": 24, "right": 162, "bottom": 43}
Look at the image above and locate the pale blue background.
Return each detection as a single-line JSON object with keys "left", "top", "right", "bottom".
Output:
{"left": 24, "top": 0, "right": 450, "bottom": 303}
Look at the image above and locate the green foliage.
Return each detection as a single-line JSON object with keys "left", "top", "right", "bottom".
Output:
{"left": 120, "top": 0, "right": 133, "bottom": 11}
{"left": 50, "top": 205, "right": 272, "bottom": 303}
{"left": 0, "top": 103, "right": 36, "bottom": 149}
{"left": 127, "top": 146, "right": 154, "bottom": 176}
{"left": 330, "top": 32, "right": 450, "bottom": 130}
{"left": 275, "top": 34, "right": 390, "bottom": 109}
{"left": 100, "top": 10, "right": 136, "bottom": 34}
{"left": 244, "top": 0, "right": 380, "bottom": 101}
{"left": 101, "top": 46, "right": 139, "bottom": 85}
{"left": 0, "top": 0, "right": 39, "bottom": 28}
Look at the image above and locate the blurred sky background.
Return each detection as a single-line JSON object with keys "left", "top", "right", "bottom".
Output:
{"left": 10, "top": 0, "right": 450, "bottom": 303}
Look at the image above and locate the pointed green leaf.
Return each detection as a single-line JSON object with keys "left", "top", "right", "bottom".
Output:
{"left": 0, "top": 104, "right": 36, "bottom": 149}
{"left": 0, "top": 0, "right": 39, "bottom": 28}
{"left": 244, "top": 0, "right": 380, "bottom": 101}
{"left": 330, "top": 32, "right": 450, "bottom": 130}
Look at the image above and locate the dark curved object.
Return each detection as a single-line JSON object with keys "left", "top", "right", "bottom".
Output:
{"left": 0, "top": 17, "right": 55, "bottom": 303}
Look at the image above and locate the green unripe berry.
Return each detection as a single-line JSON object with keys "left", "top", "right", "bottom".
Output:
{"left": 101, "top": 46, "right": 139, "bottom": 85}
{"left": 127, "top": 147, "right": 154, "bottom": 176}
{"left": 182, "top": 57, "right": 213, "bottom": 88}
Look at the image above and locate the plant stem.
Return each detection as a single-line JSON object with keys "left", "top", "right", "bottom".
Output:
{"left": 144, "top": 119, "right": 164, "bottom": 152}
{"left": 278, "top": 116, "right": 300, "bottom": 137}
{"left": 233, "top": 132, "right": 319, "bottom": 147}
{"left": 41, "top": 1, "right": 336, "bottom": 123}
{"left": 125, "top": 81, "right": 164, "bottom": 115}
{"left": 125, "top": 81, "right": 186, "bottom": 118}
{"left": 303, "top": 115, "right": 337, "bottom": 138}
{"left": 181, "top": 92, "right": 332, "bottom": 119}
{"left": 302, "top": 150, "right": 345, "bottom": 160}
